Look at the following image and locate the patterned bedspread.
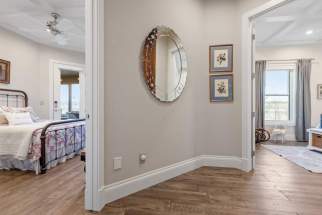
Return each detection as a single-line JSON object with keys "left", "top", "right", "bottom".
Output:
{"left": 30, "top": 121, "right": 86, "bottom": 170}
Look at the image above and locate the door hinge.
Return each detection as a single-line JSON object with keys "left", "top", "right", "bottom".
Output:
{"left": 252, "top": 34, "right": 256, "bottom": 41}
{"left": 252, "top": 150, "right": 255, "bottom": 157}
{"left": 86, "top": 114, "right": 90, "bottom": 119}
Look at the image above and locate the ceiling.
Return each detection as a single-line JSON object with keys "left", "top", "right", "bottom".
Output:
{"left": 255, "top": 0, "right": 322, "bottom": 47}
{"left": 0, "top": 0, "right": 85, "bottom": 52}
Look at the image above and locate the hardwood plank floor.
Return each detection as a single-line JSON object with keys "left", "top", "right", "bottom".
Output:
{"left": 102, "top": 146, "right": 322, "bottom": 215}
{"left": 1, "top": 146, "right": 322, "bottom": 215}
{"left": 0, "top": 157, "right": 89, "bottom": 215}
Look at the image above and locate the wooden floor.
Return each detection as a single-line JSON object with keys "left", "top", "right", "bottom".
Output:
{"left": 102, "top": 146, "right": 322, "bottom": 215}
{"left": 2, "top": 146, "right": 322, "bottom": 215}
{"left": 0, "top": 157, "right": 87, "bottom": 215}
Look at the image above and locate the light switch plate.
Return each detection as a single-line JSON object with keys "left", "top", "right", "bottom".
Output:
{"left": 113, "top": 157, "right": 122, "bottom": 170}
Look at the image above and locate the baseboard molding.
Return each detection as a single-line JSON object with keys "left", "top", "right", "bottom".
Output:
{"left": 199, "top": 155, "right": 245, "bottom": 169}
{"left": 100, "top": 155, "right": 249, "bottom": 206}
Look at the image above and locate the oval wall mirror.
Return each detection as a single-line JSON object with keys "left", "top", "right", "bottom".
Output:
{"left": 143, "top": 26, "right": 188, "bottom": 102}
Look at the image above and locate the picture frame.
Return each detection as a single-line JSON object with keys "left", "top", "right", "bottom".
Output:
{"left": 209, "top": 44, "right": 233, "bottom": 73}
{"left": 317, "top": 84, "right": 322, "bottom": 99}
{"left": 209, "top": 74, "right": 233, "bottom": 102}
{"left": 0, "top": 59, "right": 10, "bottom": 84}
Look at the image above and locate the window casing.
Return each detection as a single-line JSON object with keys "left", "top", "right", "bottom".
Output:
{"left": 264, "top": 62, "right": 296, "bottom": 126}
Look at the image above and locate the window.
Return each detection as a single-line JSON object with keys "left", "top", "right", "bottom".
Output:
{"left": 60, "top": 84, "right": 69, "bottom": 115}
{"left": 71, "top": 84, "right": 80, "bottom": 112}
{"left": 60, "top": 83, "right": 80, "bottom": 119}
{"left": 264, "top": 68, "right": 296, "bottom": 124}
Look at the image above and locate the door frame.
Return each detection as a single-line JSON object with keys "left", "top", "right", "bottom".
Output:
{"left": 49, "top": 60, "right": 85, "bottom": 120}
{"left": 85, "top": 0, "right": 105, "bottom": 211}
{"left": 241, "top": 0, "right": 296, "bottom": 171}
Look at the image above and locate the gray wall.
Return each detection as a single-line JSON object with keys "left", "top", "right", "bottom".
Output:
{"left": 104, "top": 0, "right": 270, "bottom": 185}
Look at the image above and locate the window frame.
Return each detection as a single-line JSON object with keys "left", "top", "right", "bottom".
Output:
{"left": 264, "top": 62, "right": 296, "bottom": 126}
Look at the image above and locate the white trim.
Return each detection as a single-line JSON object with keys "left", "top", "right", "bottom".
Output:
{"left": 85, "top": 0, "right": 105, "bottom": 211}
{"left": 48, "top": 60, "right": 85, "bottom": 120}
{"left": 200, "top": 155, "right": 249, "bottom": 171}
{"left": 241, "top": 0, "right": 295, "bottom": 172}
{"left": 100, "top": 155, "right": 247, "bottom": 205}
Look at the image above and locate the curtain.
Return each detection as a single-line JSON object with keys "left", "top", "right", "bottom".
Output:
{"left": 295, "top": 59, "right": 312, "bottom": 142}
{"left": 255, "top": 61, "right": 267, "bottom": 129}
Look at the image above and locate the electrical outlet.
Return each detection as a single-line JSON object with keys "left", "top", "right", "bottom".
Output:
{"left": 113, "top": 157, "right": 122, "bottom": 170}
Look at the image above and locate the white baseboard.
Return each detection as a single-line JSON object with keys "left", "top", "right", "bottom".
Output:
{"left": 100, "top": 155, "right": 249, "bottom": 206}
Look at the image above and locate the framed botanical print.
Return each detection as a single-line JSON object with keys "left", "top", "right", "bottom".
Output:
{"left": 317, "top": 84, "right": 322, "bottom": 99}
{"left": 209, "top": 74, "right": 233, "bottom": 102}
{"left": 209, "top": 44, "right": 233, "bottom": 73}
{"left": 0, "top": 59, "right": 10, "bottom": 84}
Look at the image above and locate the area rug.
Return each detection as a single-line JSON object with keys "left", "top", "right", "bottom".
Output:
{"left": 262, "top": 145, "right": 322, "bottom": 173}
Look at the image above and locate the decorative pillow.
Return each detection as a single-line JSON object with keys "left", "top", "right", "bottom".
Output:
{"left": 12, "top": 107, "right": 40, "bottom": 122}
{"left": 3, "top": 111, "right": 33, "bottom": 125}
{"left": 0, "top": 106, "right": 40, "bottom": 122}
{"left": 0, "top": 108, "right": 8, "bottom": 124}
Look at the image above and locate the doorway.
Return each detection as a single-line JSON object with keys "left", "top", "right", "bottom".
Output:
{"left": 241, "top": 0, "right": 297, "bottom": 171}
{"left": 50, "top": 61, "right": 85, "bottom": 120}
{"left": 243, "top": 0, "right": 322, "bottom": 171}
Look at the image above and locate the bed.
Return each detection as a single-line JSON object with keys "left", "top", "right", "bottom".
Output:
{"left": 0, "top": 88, "right": 85, "bottom": 174}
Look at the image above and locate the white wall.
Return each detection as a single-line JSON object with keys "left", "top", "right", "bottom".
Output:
{"left": 257, "top": 44, "right": 322, "bottom": 127}
{"left": 104, "top": 0, "right": 270, "bottom": 185}
{"left": 0, "top": 27, "right": 85, "bottom": 119}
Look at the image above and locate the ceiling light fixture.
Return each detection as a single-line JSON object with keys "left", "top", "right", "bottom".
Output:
{"left": 46, "top": 12, "right": 62, "bottom": 36}
{"left": 306, "top": 30, "right": 313, "bottom": 35}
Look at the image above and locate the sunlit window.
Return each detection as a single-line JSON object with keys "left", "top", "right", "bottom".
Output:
{"left": 60, "top": 84, "right": 69, "bottom": 115}
{"left": 60, "top": 83, "right": 80, "bottom": 119}
{"left": 71, "top": 84, "right": 80, "bottom": 112}
{"left": 264, "top": 69, "right": 295, "bottom": 123}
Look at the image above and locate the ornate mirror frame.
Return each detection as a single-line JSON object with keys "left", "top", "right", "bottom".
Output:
{"left": 142, "top": 26, "right": 188, "bottom": 102}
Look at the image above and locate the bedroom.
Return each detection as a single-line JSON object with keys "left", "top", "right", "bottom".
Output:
{"left": 0, "top": 0, "right": 87, "bottom": 214}
{"left": 254, "top": 0, "right": 322, "bottom": 172}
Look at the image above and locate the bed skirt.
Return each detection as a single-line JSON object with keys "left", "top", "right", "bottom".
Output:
{"left": 0, "top": 152, "right": 81, "bottom": 174}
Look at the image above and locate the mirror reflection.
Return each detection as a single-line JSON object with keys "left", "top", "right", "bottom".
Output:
{"left": 143, "top": 26, "right": 187, "bottom": 102}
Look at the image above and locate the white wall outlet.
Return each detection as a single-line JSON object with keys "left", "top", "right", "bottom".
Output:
{"left": 113, "top": 157, "right": 122, "bottom": 170}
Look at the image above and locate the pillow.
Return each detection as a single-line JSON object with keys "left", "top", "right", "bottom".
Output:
{"left": 0, "top": 108, "right": 8, "bottom": 125}
{"left": 12, "top": 107, "right": 40, "bottom": 122}
{"left": 0, "top": 106, "right": 40, "bottom": 122}
{"left": 3, "top": 111, "right": 33, "bottom": 125}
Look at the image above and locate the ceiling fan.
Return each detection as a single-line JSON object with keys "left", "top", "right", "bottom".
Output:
{"left": 46, "top": 12, "right": 67, "bottom": 45}
{"left": 46, "top": 12, "right": 62, "bottom": 35}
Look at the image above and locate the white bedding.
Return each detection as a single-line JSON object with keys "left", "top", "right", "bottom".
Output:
{"left": 0, "top": 121, "right": 50, "bottom": 160}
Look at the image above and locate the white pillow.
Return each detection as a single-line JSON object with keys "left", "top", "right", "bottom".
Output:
{"left": 0, "top": 106, "right": 40, "bottom": 122}
{"left": 12, "top": 107, "right": 40, "bottom": 122}
{"left": 3, "top": 112, "right": 33, "bottom": 125}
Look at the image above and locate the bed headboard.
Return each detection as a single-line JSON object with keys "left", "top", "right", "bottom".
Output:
{"left": 0, "top": 88, "right": 28, "bottom": 107}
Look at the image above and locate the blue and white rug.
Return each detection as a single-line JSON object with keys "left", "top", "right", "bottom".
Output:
{"left": 262, "top": 145, "right": 322, "bottom": 173}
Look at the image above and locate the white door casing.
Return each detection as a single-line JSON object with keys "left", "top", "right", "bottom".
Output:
{"left": 241, "top": 0, "right": 296, "bottom": 172}
{"left": 49, "top": 60, "right": 85, "bottom": 120}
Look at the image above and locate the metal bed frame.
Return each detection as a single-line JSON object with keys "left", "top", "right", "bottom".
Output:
{"left": 0, "top": 88, "right": 85, "bottom": 174}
